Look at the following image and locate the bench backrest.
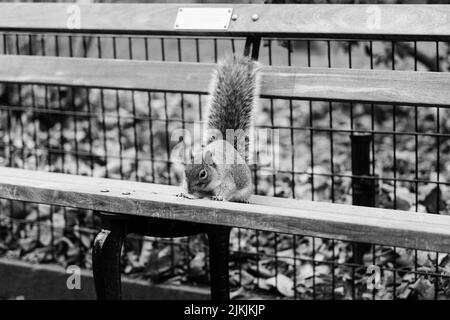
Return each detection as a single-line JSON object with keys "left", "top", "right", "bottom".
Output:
{"left": 0, "top": 3, "right": 449, "bottom": 40}
{"left": 0, "top": 4, "right": 449, "bottom": 106}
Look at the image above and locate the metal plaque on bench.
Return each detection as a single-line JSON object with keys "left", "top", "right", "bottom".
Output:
{"left": 174, "top": 8, "right": 233, "bottom": 30}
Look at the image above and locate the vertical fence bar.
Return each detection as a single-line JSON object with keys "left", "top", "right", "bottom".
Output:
{"left": 243, "top": 35, "right": 262, "bottom": 293}
{"left": 351, "top": 133, "right": 375, "bottom": 280}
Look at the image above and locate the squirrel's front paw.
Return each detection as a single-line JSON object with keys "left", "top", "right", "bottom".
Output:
{"left": 210, "top": 195, "right": 224, "bottom": 201}
{"left": 177, "top": 192, "right": 195, "bottom": 199}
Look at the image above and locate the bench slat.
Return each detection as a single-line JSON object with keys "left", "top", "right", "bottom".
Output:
{"left": 1, "top": 55, "right": 449, "bottom": 106}
{"left": 0, "top": 167, "right": 449, "bottom": 253}
{"left": 0, "top": 3, "right": 450, "bottom": 40}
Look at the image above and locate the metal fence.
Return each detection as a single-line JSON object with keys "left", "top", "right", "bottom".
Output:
{"left": 0, "top": 31, "right": 449, "bottom": 300}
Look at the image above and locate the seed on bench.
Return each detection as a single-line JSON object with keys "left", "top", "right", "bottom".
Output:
{"left": 122, "top": 191, "right": 131, "bottom": 195}
{"left": 231, "top": 14, "right": 238, "bottom": 21}
{"left": 251, "top": 14, "right": 259, "bottom": 21}
{"left": 100, "top": 189, "right": 109, "bottom": 193}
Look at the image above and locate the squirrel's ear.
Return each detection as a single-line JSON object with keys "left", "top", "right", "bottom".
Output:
{"left": 203, "top": 150, "right": 215, "bottom": 166}
{"left": 171, "top": 142, "right": 192, "bottom": 166}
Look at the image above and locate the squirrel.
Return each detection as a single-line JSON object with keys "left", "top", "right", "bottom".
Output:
{"left": 177, "top": 55, "right": 260, "bottom": 202}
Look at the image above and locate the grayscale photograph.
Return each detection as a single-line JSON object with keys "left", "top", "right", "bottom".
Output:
{"left": 0, "top": 0, "right": 449, "bottom": 310}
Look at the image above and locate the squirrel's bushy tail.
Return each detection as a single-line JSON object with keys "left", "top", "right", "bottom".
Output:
{"left": 206, "top": 55, "right": 260, "bottom": 162}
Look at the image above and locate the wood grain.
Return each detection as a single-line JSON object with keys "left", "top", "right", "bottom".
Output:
{"left": 0, "top": 55, "right": 213, "bottom": 94}
{"left": 261, "top": 66, "right": 450, "bottom": 106}
{"left": 0, "top": 3, "right": 449, "bottom": 40}
{"left": 0, "top": 167, "right": 450, "bottom": 253}
{"left": 1, "top": 55, "right": 450, "bottom": 106}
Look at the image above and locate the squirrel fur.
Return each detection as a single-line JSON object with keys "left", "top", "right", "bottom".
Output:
{"left": 178, "top": 55, "right": 260, "bottom": 202}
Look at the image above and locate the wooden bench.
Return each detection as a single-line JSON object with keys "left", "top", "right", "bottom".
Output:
{"left": 1, "top": 3, "right": 450, "bottom": 300}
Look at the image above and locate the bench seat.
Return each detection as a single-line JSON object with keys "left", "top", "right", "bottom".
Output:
{"left": 0, "top": 167, "right": 449, "bottom": 253}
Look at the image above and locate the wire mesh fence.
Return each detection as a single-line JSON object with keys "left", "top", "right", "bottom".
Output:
{"left": 0, "top": 31, "right": 450, "bottom": 299}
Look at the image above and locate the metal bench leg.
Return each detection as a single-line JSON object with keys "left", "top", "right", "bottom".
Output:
{"left": 207, "top": 226, "right": 231, "bottom": 301}
{"left": 92, "top": 218, "right": 126, "bottom": 300}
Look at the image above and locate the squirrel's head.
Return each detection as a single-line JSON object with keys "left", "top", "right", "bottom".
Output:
{"left": 184, "top": 150, "right": 221, "bottom": 196}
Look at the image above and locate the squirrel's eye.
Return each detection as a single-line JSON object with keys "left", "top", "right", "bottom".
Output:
{"left": 199, "top": 169, "right": 208, "bottom": 180}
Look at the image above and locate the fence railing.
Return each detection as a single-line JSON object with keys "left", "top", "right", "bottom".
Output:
{"left": 1, "top": 3, "right": 450, "bottom": 300}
